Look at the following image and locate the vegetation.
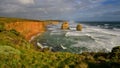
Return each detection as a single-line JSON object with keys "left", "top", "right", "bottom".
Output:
{"left": 0, "top": 22, "right": 5, "bottom": 32}
{"left": 0, "top": 17, "right": 120, "bottom": 68}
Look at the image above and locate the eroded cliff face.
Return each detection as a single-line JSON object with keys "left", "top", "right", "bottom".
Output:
{"left": 5, "top": 21, "right": 46, "bottom": 40}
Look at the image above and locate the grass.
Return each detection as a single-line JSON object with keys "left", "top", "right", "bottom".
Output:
{"left": 0, "top": 17, "right": 120, "bottom": 68}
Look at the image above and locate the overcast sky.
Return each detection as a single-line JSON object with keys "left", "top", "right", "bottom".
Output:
{"left": 0, "top": 0, "right": 120, "bottom": 21}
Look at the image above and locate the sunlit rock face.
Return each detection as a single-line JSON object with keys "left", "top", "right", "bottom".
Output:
{"left": 5, "top": 21, "right": 46, "bottom": 40}
{"left": 76, "top": 24, "right": 82, "bottom": 31}
{"left": 61, "top": 22, "right": 69, "bottom": 30}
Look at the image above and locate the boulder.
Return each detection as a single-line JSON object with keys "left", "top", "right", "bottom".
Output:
{"left": 111, "top": 46, "right": 120, "bottom": 53}
{"left": 109, "top": 46, "right": 120, "bottom": 59}
{"left": 76, "top": 24, "right": 82, "bottom": 31}
{"left": 61, "top": 22, "right": 69, "bottom": 30}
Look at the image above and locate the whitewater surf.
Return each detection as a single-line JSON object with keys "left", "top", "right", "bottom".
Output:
{"left": 37, "top": 21, "right": 120, "bottom": 53}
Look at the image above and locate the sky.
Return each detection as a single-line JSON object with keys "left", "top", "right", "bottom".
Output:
{"left": 0, "top": 0, "right": 120, "bottom": 21}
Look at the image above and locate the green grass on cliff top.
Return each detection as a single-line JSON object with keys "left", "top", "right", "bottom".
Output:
{"left": 0, "top": 17, "right": 120, "bottom": 68}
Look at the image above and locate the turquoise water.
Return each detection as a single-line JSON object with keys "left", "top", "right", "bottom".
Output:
{"left": 37, "top": 22, "right": 120, "bottom": 53}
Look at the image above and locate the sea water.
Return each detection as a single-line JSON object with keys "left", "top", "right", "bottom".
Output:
{"left": 38, "top": 21, "right": 120, "bottom": 53}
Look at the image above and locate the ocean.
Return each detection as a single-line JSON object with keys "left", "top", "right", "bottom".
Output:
{"left": 37, "top": 21, "right": 120, "bottom": 53}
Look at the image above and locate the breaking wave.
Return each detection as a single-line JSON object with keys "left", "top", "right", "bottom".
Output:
{"left": 38, "top": 21, "right": 120, "bottom": 53}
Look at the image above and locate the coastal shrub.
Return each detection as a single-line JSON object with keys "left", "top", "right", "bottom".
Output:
{"left": 97, "top": 56, "right": 107, "bottom": 62}
{"left": 1, "top": 17, "right": 120, "bottom": 68}
{"left": 0, "top": 32, "right": 120, "bottom": 68}
{"left": 0, "top": 22, "right": 5, "bottom": 32}
{"left": 75, "top": 62, "right": 88, "bottom": 68}
{"left": 9, "top": 29, "right": 20, "bottom": 36}
{"left": 0, "top": 46, "right": 21, "bottom": 55}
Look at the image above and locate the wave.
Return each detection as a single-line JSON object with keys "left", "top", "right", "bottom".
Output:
{"left": 65, "top": 24, "right": 120, "bottom": 52}
{"left": 40, "top": 22, "right": 120, "bottom": 53}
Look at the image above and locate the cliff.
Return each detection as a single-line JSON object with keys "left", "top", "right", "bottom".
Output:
{"left": 5, "top": 21, "right": 46, "bottom": 40}
{"left": 0, "top": 17, "right": 120, "bottom": 68}
{"left": 0, "top": 18, "right": 47, "bottom": 40}
{"left": 0, "top": 17, "right": 60, "bottom": 40}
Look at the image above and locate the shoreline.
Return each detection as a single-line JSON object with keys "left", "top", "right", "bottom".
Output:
{"left": 29, "top": 32, "right": 43, "bottom": 43}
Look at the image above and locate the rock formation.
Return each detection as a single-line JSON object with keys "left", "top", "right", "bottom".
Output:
{"left": 61, "top": 22, "right": 69, "bottom": 30}
{"left": 112, "top": 46, "right": 120, "bottom": 53}
{"left": 76, "top": 24, "right": 82, "bottom": 31}
{"left": 5, "top": 21, "right": 46, "bottom": 40}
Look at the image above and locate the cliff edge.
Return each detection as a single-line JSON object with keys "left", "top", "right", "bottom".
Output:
{"left": 5, "top": 21, "right": 46, "bottom": 40}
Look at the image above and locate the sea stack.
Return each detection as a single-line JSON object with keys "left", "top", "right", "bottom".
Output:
{"left": 61, "top": 21, "right": 69, "bottom": 30}
{"left": 76, "top": 24, "right": 82, "bottom": 31}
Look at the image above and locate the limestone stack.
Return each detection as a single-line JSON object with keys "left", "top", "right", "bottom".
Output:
{"left": 61, "top": 22, "right": 69, "bottom": 30}
{"left": 76, "top": 24, "right": 82, "bottom": 31}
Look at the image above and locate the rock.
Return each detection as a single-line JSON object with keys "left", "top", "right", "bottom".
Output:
{"left": 76, "top": 24, "right": 82, "bottom": 31}
{"left": 5, "top": 21, "right": 46, "bottom": 40}
{"left": 61, "top": 22, "right": 69, "bottom": 30}
{"left": 111, "top": 46, "right": 120, "bottom": 53}
{"left": 109, "top": 46, "right": 120, "bottom": 59}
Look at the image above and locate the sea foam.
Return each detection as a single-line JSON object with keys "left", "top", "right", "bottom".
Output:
{"left": 44, "top": 21, "right": 120, "bottom": 53}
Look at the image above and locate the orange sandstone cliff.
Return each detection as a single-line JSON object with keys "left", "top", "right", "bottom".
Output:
{"left": 5, "top": 21, "right": 46, "bottom": 40}
{"left": 0, "top": 17, "right": 61, "bottom": 41}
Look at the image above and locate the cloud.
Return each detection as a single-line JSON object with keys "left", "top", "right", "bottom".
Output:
{"left": 17, "top": 0, "right": 34, "bottom": 4}
{"left": 89, "top": 0, "right": 105, "bottom": 3}
{"left": 0, "top": 0, "right": 35, "bottom": 13}
{"left": 0, "top": 0, "right": 120, "bottom": 21}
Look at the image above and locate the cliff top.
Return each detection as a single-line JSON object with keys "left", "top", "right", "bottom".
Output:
{"left": 0, "top": 17, "right": 65, "bottom": 23}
